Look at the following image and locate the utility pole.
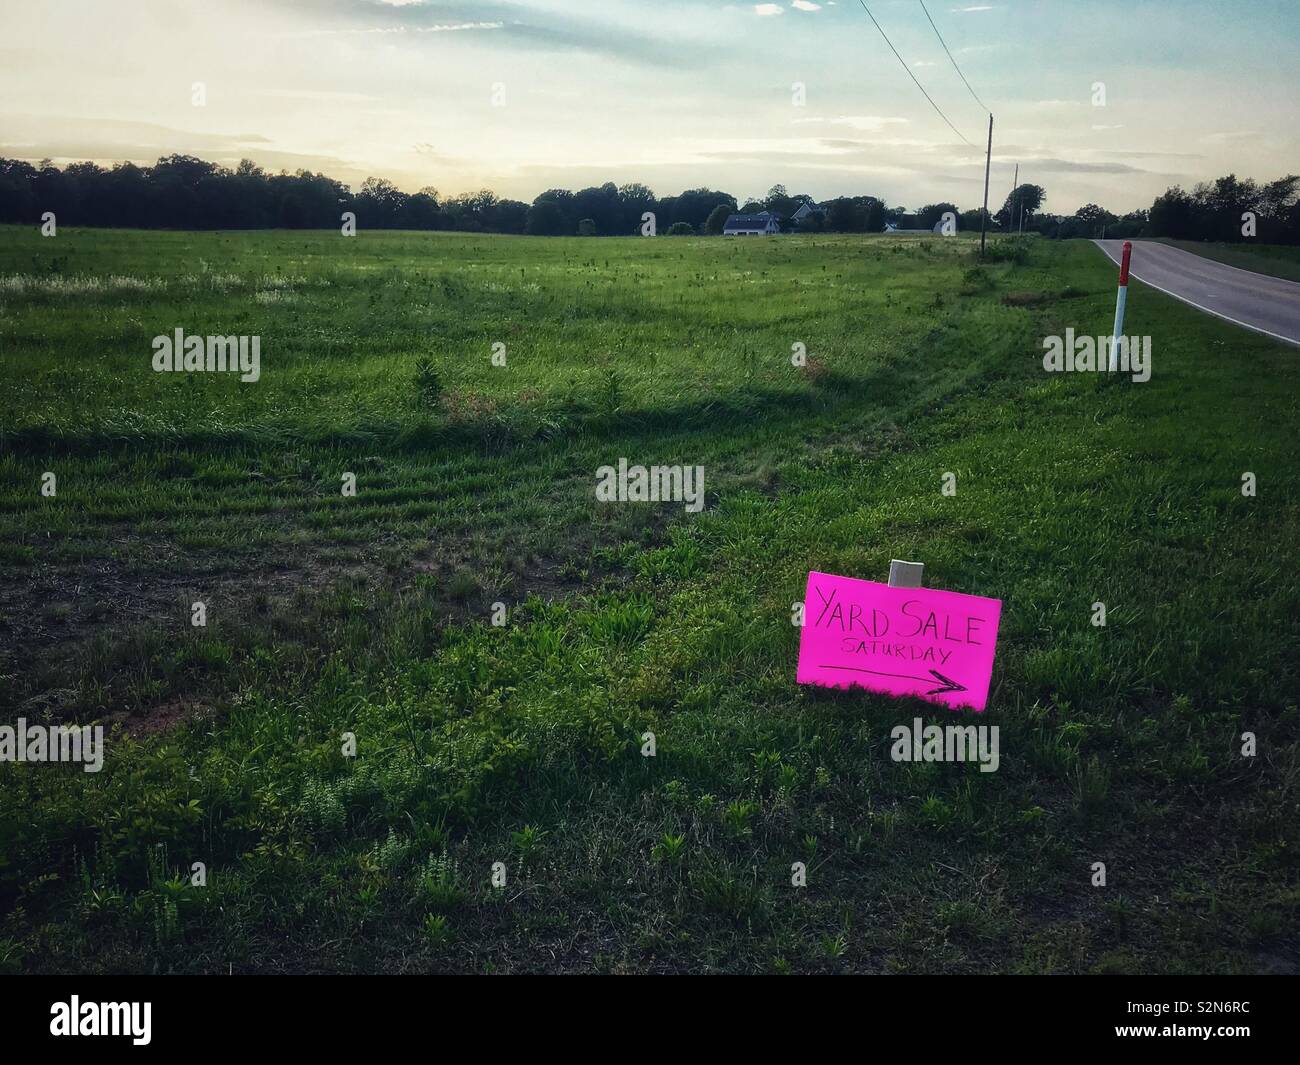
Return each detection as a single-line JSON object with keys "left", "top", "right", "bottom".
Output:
{"left": 979, "top": 112, "right": 993, "bottom": 259}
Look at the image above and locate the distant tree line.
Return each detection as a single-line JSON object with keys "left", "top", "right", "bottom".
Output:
{"left": 1029, "top": 175, "right": 1300, "bottom": 244}
{"left": 2, "top": 155, "right": 1296, "bottom": 245}
{"left": 0, "top": 155, "right": 740, "bottom": 235}
{"left": 0, "top": 157, "right": 909, "bottom": 236}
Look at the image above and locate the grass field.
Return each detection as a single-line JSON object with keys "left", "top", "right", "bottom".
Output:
{"left": 1157, "top": 238, "right": 1300, "bottom": 283}
{"left": 1, "top": 227, "right": 1297, "bottom": 974}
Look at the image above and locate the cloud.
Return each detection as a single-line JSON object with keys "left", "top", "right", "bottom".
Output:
{"left": 0, "top": 124, "right": 360, "bottom": 177}
{"left": 1011, "top": 157, "right": 1148, "bottom": 175}
{"left": 752, "top": 1, "right": 820, "bottom": 16}
{"left": 1025, "top": 99, "right": 1086, "bottom": 113}
{"left": 251, "top": 89, "right": 381, "bottom": 102}
{"left": 794, "top": 115, "right": 910, "bottom": 132}
{"left": 0, "top": 115, "right": 278, "bottom": 157}
{"left": 667, "top": 136, "right": 869, "bottom": 161}
{"left": 1100, "top": 148, "right": 1204, "bottom": 159}
{"left": 412, "top": 143, "right": 465, "bottom": 165}
{"left": 271, "top": 0, "right": 710, "bottom": 67}
{"left": 295, "top": 20, "right": 505, "bottom": 34}
{"left": 1199, "top": 130, "right": 1261, "bottom": 145}
{"left": 818, "top": 136, "right": 968, "bottom": 153}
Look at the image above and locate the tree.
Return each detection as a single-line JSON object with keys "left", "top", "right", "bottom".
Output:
{"left": 1259, "top": 176, "right": 1300, "bottom": 243}
{"left": 529, "top": 189, "right": 576, "bottom": 234}
{"left": 355, "top": 176, "right": 407, "bottom": 228}
{"left": 1197, "top": 174, "right": 1259, "bottom": 241}
{"left": 147, "top": 154, "right": 221, "bottom": 227}
{"left": 826, "top": 198, "right": 862, "bottom": 232}
{"left": 997, "top": 184, "right": 1045, "bottom": 230}
{"left": 406, "top": 191, "right": 442, "bottom": 229}
{"left": 493, "top": 200, "right": 530, "bottom": 235}
{"left": 1147, "top": 186, "right": 1197, "bottom": 239}
{"left": 668, "top": 188, "right": 737, "bottom": 230}
{"left": 617, "top": 183, "right": 657, "bottom": 233}
{"left": 102, "top": 161, "right": 151, "bottom": 227}
{"left": 916, "top": 202, "right": 958, "bottom": 230}
{"left": 861, "top": 197, "right": 887, "bottom": 232}
{"left": 445, "top": 189, "right": 504, "bottom": 232}
{"left": 1108, "top": 210, "right": 1148, "bottom": 239}
{"left": 0, "top": 158, "right": 39, "bottom": 222}
{"left": 525, "top": 198, "right": 568, "bottom": 236}
{"left": 1072, "top": 203, "right": 1118, "bottom": 237}
{"left": 1258, "top": 175, "right": 1299, "bottom": 214}
{"left": 704, "top": 204, "right": 732, "bottom": 235}
{"left": 573, "top": 183, "right": 620, "bottom": 235}
{"left": 763, "top": 183, "right": 797, "bottom": 219}
{"left": 667, "top": 221, "right": 694, "bottom": 235}
{"left": 824, "top": 196, "right": 886, "bottom": 233}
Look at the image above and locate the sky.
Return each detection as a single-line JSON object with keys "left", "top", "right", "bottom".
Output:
{"left": 2, "top": 0, "right": 1298, "bottom": 215}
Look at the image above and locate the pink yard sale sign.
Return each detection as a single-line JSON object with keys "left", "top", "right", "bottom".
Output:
{"left": 796, "top": 571, "right": 1002, "bottom": 711}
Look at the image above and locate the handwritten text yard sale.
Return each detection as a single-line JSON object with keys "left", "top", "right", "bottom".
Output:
{"left": 796, "top": 572, "right": 1002, "bottom": 711}
{"left": 812, "top": 584, "right": 988, "bottom": 666}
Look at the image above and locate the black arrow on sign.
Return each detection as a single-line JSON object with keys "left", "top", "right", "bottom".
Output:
{"left": 820, "top": 665, "right": 968, "bottom": 696}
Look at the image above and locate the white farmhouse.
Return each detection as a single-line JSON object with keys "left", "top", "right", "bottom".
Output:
{"left": 723, "top": 211, "right": 781, "bottom": 236}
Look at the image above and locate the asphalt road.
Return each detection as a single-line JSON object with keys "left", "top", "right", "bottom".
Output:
{"left": 1094, "top": 239, "right": 1300, "bottom": 347}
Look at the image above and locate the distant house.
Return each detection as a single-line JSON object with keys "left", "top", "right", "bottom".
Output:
{"left": 723, "top": 211, "right": 781, "bottom": 236}
{"left": 884, "top": 214, "right": 933, "bottom": 235}
{"left": 790, "top": 202, "right": 824, "bottom": 224}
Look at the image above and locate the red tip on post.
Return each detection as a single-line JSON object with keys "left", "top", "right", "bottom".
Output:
{"left": 1118, "top": 240, "right": 1133, "bottom": 287}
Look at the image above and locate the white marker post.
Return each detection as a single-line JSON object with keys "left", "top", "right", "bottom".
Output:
{"left": 888, "top": 560, "right": 924, "bottom": 588}
{"left": 1109, "top": 240, "right": 1133, "bottom": 372}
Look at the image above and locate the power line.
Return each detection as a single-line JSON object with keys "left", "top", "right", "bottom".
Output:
{"left": 854, "top": 0, "right": 975, "bottom": 148}
{"left": 917, "top": 0, "right": 989, "bottom": 113}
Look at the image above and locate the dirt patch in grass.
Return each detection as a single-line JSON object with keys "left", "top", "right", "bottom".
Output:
{"left": 1, "top": 549, "right": 347, "bottom": 689}
{"left": 1001, "top": 291, "right": 1050, "bottom": 307}
{"left": 103, "top": 696, "right": 216, "bottom": 739}
{"left": 0, "top": 520, "right": 629, "bottom": 726}
{"left": 1001, "top": 287, "right": 1090, "bottom": 307}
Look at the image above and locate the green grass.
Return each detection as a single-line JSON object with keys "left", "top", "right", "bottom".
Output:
{"left": 0, "top": 227, "right": 1297, "bottom": 974}
{"left": 1156, "top": 238, "right": 1300, "bottom": 283}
